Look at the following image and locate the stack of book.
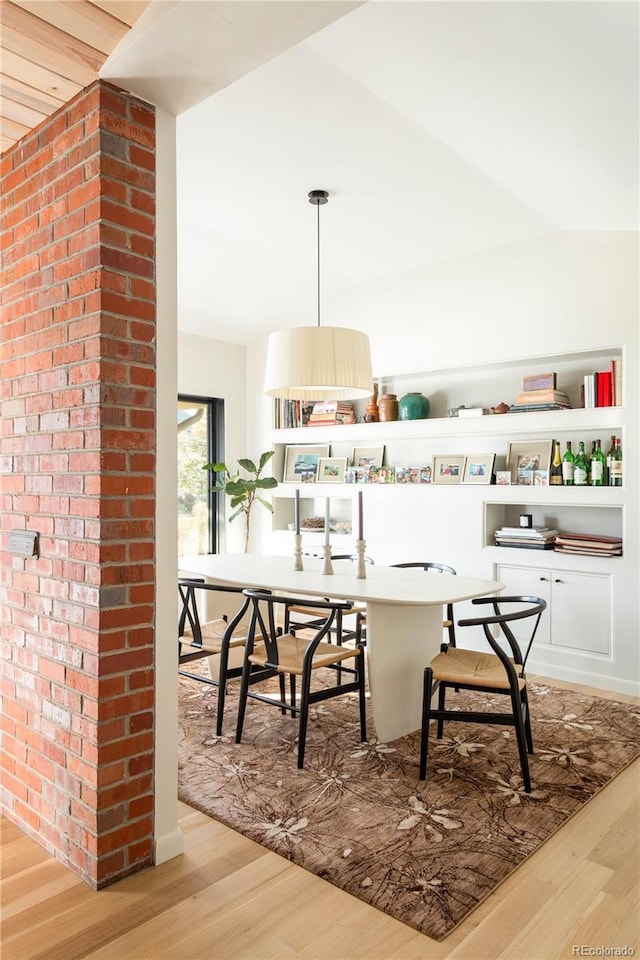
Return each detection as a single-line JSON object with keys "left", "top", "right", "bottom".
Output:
{"left": 509, "top": 388, "right": 571, "bottom": 413}
{"left": 494, "top": 526, "right": 558, "bottom": 549}
{"left": 273, "top": 399, "right": 316, "bottom": 428}
{"left": 307, "top": 401, "right": 355, "bottom": 425}
{"left": 554, "top": 532, "right": 623, "bottom": 557}
{"left": 582, "top": 359, "right": 621, "bottom": 408}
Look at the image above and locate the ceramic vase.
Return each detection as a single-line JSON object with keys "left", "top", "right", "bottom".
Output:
{"left": 398, "top": 391, "right": 430, "bottom": 420}
{"left": 378, "top": 393, "right": 399, "bottom": 421}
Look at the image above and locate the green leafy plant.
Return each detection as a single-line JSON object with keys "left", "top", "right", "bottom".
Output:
{"left": 204, "top": 450, "right": 277, "bottom": 552}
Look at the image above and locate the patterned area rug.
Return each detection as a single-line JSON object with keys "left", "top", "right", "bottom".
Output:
{"left": 177, "top": 673, "right": 640, "bottom": 941}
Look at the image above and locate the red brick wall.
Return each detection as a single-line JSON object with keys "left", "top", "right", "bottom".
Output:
{"left": 1, "top": 80, "right": 157, "bottom": 888}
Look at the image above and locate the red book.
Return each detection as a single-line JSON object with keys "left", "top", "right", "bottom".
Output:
{"left": 596, "top": 371, "right": 612, "bottom": 407}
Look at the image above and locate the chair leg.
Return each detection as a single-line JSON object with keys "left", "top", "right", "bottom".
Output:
{"left": 522, "top": 686, "right": 534, "bottom": 754}
{"left": 280, "top": 673, "right": 288, "bottom": 715}
{"left": 510, "top": 687, "right": 532, "bottom": 792}
{"left": 289, "top": 674, "right": 296, "bottom": 715}
{"left": 297, "top": 667, "right": 313, "bottom": 769}
{"left": 215, "top": 644, "right": 230, "bottom": 737}
{"left": 436, "top": 681, "right": 446, "bottom": 739}
{"left": 235, "top": 657, "right": 252, "bottom": 744}
{"left": 420, "top": 667, "right": 434, "bottom": 780}
{"left": 356, "top": 645, "right": 367, "bottom": 742}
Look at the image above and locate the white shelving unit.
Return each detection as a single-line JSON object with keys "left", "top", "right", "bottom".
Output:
{"left": 267, "top": 346, "right": 632, "bottom": 691}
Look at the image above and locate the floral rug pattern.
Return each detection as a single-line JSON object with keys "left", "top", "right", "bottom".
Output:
{"left": 177, "top": 675, "right": 640, "bottom": 941}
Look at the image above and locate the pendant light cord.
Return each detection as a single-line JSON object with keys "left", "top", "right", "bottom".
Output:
{"left": 316, "top": 198, "right": 321, "bottom": 327}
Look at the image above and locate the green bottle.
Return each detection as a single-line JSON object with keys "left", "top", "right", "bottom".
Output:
{"left": 574, "top": 441, "right": 589, "bottom": 485}
{"left": 590, "top": 438, "right": 607, "bottom": 486}
{"left": 562, "top": 441, "right": 575, "bottom": 485}
{"left": 606, "top": 435, "right": 616, "bottom": 478}
{"left": 609, "top": 438, "right": 623, "bottom": 486}
{"left": 550, "top": 440, "right": 563, "bottom": 485}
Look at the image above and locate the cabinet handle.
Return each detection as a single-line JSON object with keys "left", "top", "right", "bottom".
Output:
{"left": 554, "top": 578, "right": 563, "bottom": 583}
{"left": 539, "top": 577, "right": 549, "bottom": 581}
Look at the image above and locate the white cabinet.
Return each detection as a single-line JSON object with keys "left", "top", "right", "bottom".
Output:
{"left": 496, "top": 563, "right": 611, "bottom": 656}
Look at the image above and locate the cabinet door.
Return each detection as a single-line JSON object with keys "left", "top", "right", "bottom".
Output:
{"left": 496, "top": 565, "right": 551, "bottom": 645}
{"left": 549, "top": 571, "right": 611, "bottom": 655}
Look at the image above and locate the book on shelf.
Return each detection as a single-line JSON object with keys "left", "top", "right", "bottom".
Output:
{"left": 311, "top": 400, "right": 354, "bottom": 415}
{"left": 555, "top": 532, "right": 622, "bottom": 550}
{"left": 522, "top": 372, "right": 556, "bottom": 391}
{"left": 496, "top": 526, "right": 557, "bottom": 538}
{"left": 509, "top": 401, "right": 571, "bottom": 412}
{"left": 582, "top": 362, "right": 619, "bottom": 408}
{"left": 514, "top": 388, "right": 570, "bottom": 405}
{"left": 555, "top": 544, "right": 622, "bottom": 557}
{"left": 494, "top": 540, "right": 556, "bottom": 550}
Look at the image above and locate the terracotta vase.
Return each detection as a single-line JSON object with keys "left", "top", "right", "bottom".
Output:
{"left": 378, "top": 393, "right": 399, "bottom": 421}
{"left": 364, "top": 383, "right": 380, "bottom": 423}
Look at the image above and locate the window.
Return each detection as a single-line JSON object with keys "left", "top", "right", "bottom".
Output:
{"left": 177, "top": 395, "right": 223, "bottom": 556}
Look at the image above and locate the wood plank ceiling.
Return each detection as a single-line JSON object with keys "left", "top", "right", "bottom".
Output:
{"left": 0, "top": 0, "right": 150, "bottom": 154}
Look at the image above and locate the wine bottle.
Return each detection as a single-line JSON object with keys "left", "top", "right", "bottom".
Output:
{"left": 562, "top": 441, "right": 575, "bottom": 485}
{"left": 574, "top": 441, "right": 589, "bottom": 485}
{"left": 606, "top": 435, "right": 616, "bottom": 478}
{"left": 609, "top": 438, "right": 623, "bottom": 486}
{"left": 550, "top": 440, "right": 563, "bottom": 485}
{"left": 590, "top": 438, "right": 606, "bottom": 486}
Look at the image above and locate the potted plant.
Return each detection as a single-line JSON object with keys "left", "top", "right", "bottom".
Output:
{"left": 204, "top": 450, "right": 277, "bottom": 552}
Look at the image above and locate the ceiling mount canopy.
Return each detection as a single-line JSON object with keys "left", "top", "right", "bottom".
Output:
{"left": 264, "top": 189, "right": 373, "bottom": 401}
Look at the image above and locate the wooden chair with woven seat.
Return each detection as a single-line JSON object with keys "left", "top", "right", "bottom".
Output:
{"left": 420, "top": 595, "right": 547, "bottom": 791}
{"left": 178, "top": 577, "right": 251, "bottom": 736}
{"left": 390, "top": 561, "right": 458, "bottom": 645}
{"left": 236, "top": 589, "right": 367, "bottom": 768}
{"left": 283, "top": 553, "right": 374, "bottom": 648}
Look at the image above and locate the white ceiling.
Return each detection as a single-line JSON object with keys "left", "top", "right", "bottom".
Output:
{"left": 103, "top": 1, "right": 639, "bottom": 346}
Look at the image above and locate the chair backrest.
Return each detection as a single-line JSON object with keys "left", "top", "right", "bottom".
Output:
{"left": 391, "top": 561, "right": 456, "bottom": 575}
{"left": 457, "top": 595, "right": 547, "bottom": 678}
{"left": 332, "top": 553, "right": 375, "bottom": 564}
{"left": 178, "top": 578, "right": 249, "bottom": 648}
{"left": 243, "top": 589, "right": 354, "bottom": 665}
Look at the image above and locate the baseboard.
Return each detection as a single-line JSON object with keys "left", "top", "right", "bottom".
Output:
{"left": 154, "top": 828, "right": 184, "bottom": 865}
{"left": 527, "top": 657, "right": 640, "bottom": 698}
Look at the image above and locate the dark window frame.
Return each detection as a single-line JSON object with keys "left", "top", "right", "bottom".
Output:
{"left": 178, "top": 394, "right": 224, "bottom": 555}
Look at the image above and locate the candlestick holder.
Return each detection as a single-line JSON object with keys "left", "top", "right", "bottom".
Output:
{"left": 321, "top": 544, "right": 334, "bottom": 575}
{"left": 355, "top": 539, "right": 367, "bottom": 579}
{"left": 293, "top": 534, "right": 303, "bottom": 571}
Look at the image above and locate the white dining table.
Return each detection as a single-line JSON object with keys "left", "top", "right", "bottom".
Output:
{"left": 178, "top": 553, "right": 504, "bottom": 742}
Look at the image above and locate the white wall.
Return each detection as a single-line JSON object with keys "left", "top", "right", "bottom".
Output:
{"left": 178, "top": 332, "right": 248, "bottom": 554}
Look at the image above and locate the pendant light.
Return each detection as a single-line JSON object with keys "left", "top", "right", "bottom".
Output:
{"left": 264, "top": 189, "right": 373, "bottom": 401}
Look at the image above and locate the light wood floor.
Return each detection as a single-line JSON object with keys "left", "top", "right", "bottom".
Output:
{"left": 2, "top": 678, "right": 639, "bottom": 960}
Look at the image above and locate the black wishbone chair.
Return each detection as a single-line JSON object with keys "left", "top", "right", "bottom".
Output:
{"left": 236, "top": 589, "right": 367, "bottom": 768}
{"left": 420, "top": 595, "right": 547, "bottom": 791}
{"left": 178, "top": 578, "right": 251, "bottom": 736}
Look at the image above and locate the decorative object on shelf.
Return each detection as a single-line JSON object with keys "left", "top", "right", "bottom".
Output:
{"left": 419, "top": 465, "right": 432, "bottom": 484}
{"left": 506, "top": 439, "right": 553, "bottom": 486}
{"left": 317, "top": 457, "right": 347, "bottom": 483}
{"left": 458, "top": 407, "right": 489, "bottom": 418}
{"left": 204, "top": 450, "right": 277, "bottom": 553}
{"left": 432, "top": 455, "right": 466, "bottom": 484}
{"left": 447, "top": 405, "right": 465, "bottom": 417}
{"left": 523, "top": 372, "right": 557, "bottom": 391}
{"left": 462, "top": 453, "right": 496, "bottom": 484}
{"left": 398, "top": 391, "right": 430, "bottom": 420}
{"left": 491, "top": 402, "right": 511, "bottom": 415}
{"left": 352, "top": 445, "right": 384, "bottom": 468}
{"left": 283, "top": 444, "right": 330, "bottom": 482}
{"left": 263, "top": 190, "right": 373, "bottom": 401}
{"left": 364, "top": 383, "right": 380, "bottom": 422}
{"left": 378, "top": 393, "right": 399, "bottom": 421}
{"left": 495, "top": 471, "right": 511, "bottom": 485}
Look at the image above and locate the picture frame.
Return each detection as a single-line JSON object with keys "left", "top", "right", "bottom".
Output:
{"left": 432, "top": 455, "right": 466, "bottom": 484}
{"left": 506, "top": 439, "right": 553, "bottom": 484}
{"left": 495, "top": 470, "right": 512, "bottom": 486}
{"left": 283, "top": 444, "right": 330, "bottom": 483}
{"left": 462, "top": 453, "right": 495, "bottom": 485}
{"left": 352, "top": 445, "right": 384, "bottom": 469}
{"left": 316, "top": 457, "right": 347, "bottom": 483}
{"left": 419, "top": 465, "right": 432, "bottom": 484}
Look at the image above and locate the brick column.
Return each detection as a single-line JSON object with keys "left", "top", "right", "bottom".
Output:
{"left": 1, "top": 80, "right": 156, "bottom": 887}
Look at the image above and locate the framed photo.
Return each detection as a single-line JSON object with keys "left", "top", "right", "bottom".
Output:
{"left": 463, "top": 453, "right": 495, "bottom": 484}
{"left": 432, "top": 455, "right": 466, "bottom": 484}
{"left": 373, "top": 466, "right": 395, "bottom": 483}
{"left": 495, "top": 470, "right": 512, "bottom": 486}
{"left": 283, "top": 444, "right": 330, "bottom": 483}
{"left": 316, "top": 457, "right": 347, "bottom": 483}
{"left": 419, "top": 465, "right": 432, "bottom": 484}
{"left": 352, "top": 445, "right": 384, "bottom": 469}
{"left": 507, "top": 440, "right": 553, "bottom": 484}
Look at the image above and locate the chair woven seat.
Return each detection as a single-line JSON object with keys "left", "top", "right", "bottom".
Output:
{"left": 249, "top": 633, "right": 362, "bottom": 675}
{"left": 182, "top": 618, "right": 247, "bottom": 655}
{"left": 429, "top": 647, "right": 524, "bottom": 690}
